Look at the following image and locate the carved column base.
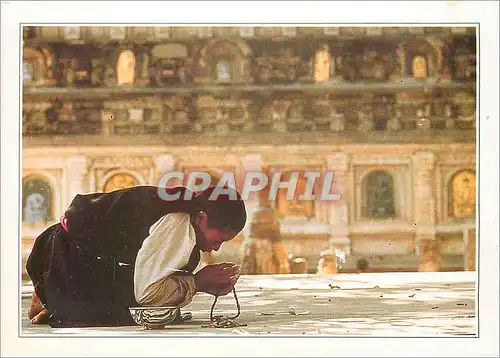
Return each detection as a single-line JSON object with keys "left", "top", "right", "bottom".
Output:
{"left": 418, "top": 234, "right": 442, "bottom": 272}
{"left": 240, "top": 206, "right": 290, "bottom": 275}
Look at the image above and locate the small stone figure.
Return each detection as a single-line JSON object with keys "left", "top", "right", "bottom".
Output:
{"left": 330, "top": 109, "right": 345, "bottom": 133}
{"left": 229, "top": 103, "right": 251, "bottom": 132}
{"left": 416, "top": 107, "right": 431, "bottom": 130}
{"left": 62, "top": 59, "right": 77, "bottom": 87}
{"left": 358, "top": 105, "right": 374, "bottom": 133}
{"left": 215, "top": 108, "right": 230, "bottom": 135}
{"left": 287, "top": 101, "right": 305, "bottom": 131}
{"left": 103, "top": 64, "right": 116, "bottom": 87}
{"left": 444, "top": 104, "right": 455, "bottom": 129}
{"left": 272, "top": 101, "right": 288, "bottom": 133}
{"left": 387, "top": 107, "right": 402, "bottom": 132}
{"left": 90, "top": 58, "right": 104, "bottom": 86}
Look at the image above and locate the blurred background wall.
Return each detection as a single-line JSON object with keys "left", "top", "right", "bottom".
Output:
{"left": 22, "top": 25, "right": 476, "bottom": 276}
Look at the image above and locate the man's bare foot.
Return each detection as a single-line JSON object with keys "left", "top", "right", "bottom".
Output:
{"left": 30, "top": 309, "right": 49, "bottom": 324}
{"left": 28, "top": 291, "right": 49, "bottom": 324}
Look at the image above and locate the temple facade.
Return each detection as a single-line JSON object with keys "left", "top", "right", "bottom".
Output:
{"left": 22, "top": 26, "right": 477, "bottom": 274}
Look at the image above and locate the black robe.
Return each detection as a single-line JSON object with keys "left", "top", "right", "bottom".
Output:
{"left": 26, "top": 186, "right": 202, "bottom": 328}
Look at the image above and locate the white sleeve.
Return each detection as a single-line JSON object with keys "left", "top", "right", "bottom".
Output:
{"left": 133, "top": 213, "right": 196, "bottom": 303}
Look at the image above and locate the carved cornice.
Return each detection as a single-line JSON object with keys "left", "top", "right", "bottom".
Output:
{"left": 90, "top": 155, "right": 154, "bottom": 169}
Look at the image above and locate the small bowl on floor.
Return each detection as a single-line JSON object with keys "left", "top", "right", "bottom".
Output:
{"left": 129, "top": 306, "right": 180, "bottom": 329}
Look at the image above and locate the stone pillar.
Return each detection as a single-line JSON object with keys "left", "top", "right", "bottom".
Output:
{"left": 326, "top": 153, "right": 351, "bottom": 255}
{"left": 154, "top": 154, "right": 177, "bottom": 185}
{"left": 464, "top": 228, "right": 476, "bottom": 271}
{"left": 413, "top": 152, "right": 440, "bottom": 272}
{"left": 64, "top": 155, "right": 88, "bottom": 208}
{"left": 240, "top": 156, "right": 290, "bottom": 274}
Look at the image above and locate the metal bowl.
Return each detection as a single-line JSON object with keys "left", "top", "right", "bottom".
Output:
{"left": 128, "top": 306, "right": 179, "bottom": 329}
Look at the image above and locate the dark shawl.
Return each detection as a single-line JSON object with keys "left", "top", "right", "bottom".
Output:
{"left": 26, "top": 186, "right": 202, "bottom": 327}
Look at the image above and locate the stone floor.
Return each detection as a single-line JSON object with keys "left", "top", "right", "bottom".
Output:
{"left": 21, "top": 271, "right": 476, "bottom": 336}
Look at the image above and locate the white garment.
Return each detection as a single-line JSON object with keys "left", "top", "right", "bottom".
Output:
{"left": 134, "top": 213, "right": 197, "bottom": 305}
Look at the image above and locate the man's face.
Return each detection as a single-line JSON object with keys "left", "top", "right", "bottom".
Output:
{"left": 194, "top": 213, "right": 237, "bottom": 252}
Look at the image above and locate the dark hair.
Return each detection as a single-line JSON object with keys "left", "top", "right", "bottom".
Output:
{"left": 195, "top": 186, "right": 247, "bottom": 234}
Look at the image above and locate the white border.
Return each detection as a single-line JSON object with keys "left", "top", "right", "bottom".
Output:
{"left": 2, "top": 1, "right": 499, "bottom": 357}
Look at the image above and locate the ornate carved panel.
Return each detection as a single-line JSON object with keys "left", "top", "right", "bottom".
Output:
{"left": 151, "top": 43, "right": 191, "bottom": 85}
{"left": 449, "top": 170, "right": 476, "bottom": 219}
{"left": 353, "top": 163, "right": 411, "bottom": 223}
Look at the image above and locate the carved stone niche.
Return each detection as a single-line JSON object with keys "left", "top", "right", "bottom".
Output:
{"left": 403, "top": 39, "right": 443, "bottom": 81}
{"left": 313, "top": 44, "right": 331, "bottom": 83}
{"left": 54, "top": 101, "right": 102, "bottom": 135}
{"left": 254, "top": 47, "right": 301, "bottom": 84}
{"left": 56, "top": 45, "right": 94, "bottom": 87}
{"left": 286, "top": 99, "right": 308, "bottom": 132}
{"left": 116, "top": 49, "right": 136, "bottom": 86}
{"left": 151, "top": 43, "right": 191, "bottom": 86}
{"left": 452, "top": 36, "right": 476, "bottom": 81}
{"left": 23, "top": 47, "right": 56, "bottom": 86}
{"left": 23, "top": 102, "right": 53, "bottom": 135}
{"left": 197, "top": 40, "right": 252, "bottom": 83}
{"left": 395, "top": 92, "right": 428, "bottom": 130}
{"left": 170, "top": 96, "right": 193, "bottom": 134}
{"left": 228, "top": 99, "right": 252, "bottom": 132}
{"left": 312, "top": 96, "right": 333, "bottom": 131}
{"left": 195, "top": 95, "right": 218, "bottom": 133}
{"left": 271, "top": 100, "right": 290, "bottom": 133}
{"left": 358, "top": 49, "right": 392, "bottom": 82}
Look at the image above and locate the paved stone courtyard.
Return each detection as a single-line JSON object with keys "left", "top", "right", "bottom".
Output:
{"left": 21, "top": 272, "right": 476, "bottom": 336}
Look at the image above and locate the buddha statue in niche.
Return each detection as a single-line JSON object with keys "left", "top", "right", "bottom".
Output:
{"left": 117, "top": 50, "right": 136, "bottom": 86}
{"left": 313, "top": 44, "right": 331, "bottom": 83}
{"left": 412, "top": 55, "right": 427, "bottom": 79}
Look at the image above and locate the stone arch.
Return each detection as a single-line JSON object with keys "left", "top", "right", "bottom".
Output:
{"left": 402, "top": 39, "right": 442, "bottom": 79}
{"left": 22, "top": 173, "right": 55, "bottom": 225}
{"left": 202, "top": 39, "right": 252, "bottom": 82}
{"left": 23, "top": 47, "right": 47, "bottom": 83}
{"left": 361, "top": 170, "right": 396, "bottom": 219}
{"left": 448, "top": 170, "right": 476, "bottom": 219}
{"left": 101, "top": 169, "right": 145, "bottom": 192}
